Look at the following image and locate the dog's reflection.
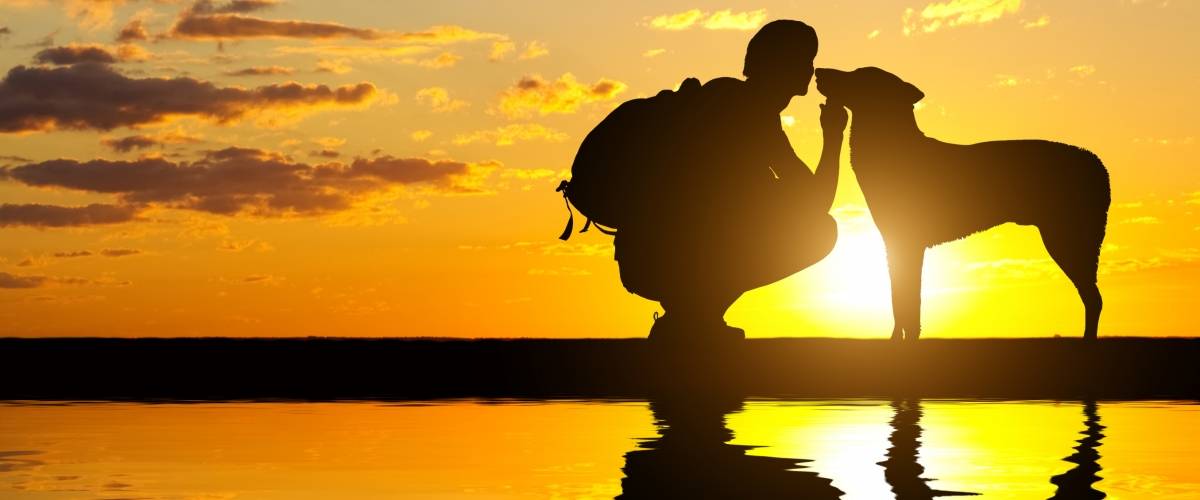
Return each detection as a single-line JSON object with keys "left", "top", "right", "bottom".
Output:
{"left": 617, "top": 394, "right": 842, "bottom": 499}
{"left": 881, "top": 399, "right": 979, "bottom": 499}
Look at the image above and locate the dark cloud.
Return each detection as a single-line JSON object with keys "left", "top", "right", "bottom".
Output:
{"left": 102, "top": 135, "right": 159, "bottom": 152}
{"left": 48, "top": 249, "right": 141, "bottom": 258}
{"left": 2, "top": 149, "right": 492, "bottom": 218}
{"left": 223, "top": 65, "right": 294, "bottom": 76}
{"left": 100, "top": 248, "right": 142, "bottom": 257}
{"left": 310, "top": 149, "right": 340, "bottom": 158}
{"left": 0, "top": 272, "right": 119, "bottom": 289}
{"left": 0, "top": 272, "right": 49, "bottom": 289}
{"left": 166, "top": 6, "right": 497, "bottom": 43}
{"left": 0, "top": 63, "right": 377, "bottom": 133}
{"left": 34, "top": 45, "right": 118, "bottom": 65}
{"left": 192, "top": 0, "right": 281, "bottom": 14}
{"left": 116, "top": 19, "right": 149, "bottom": 42}
{"left": 0, "top": 203, "right": 140, "bottom": 228}
{"left": 169, "top": 13, "right": 385, "bottom": 41}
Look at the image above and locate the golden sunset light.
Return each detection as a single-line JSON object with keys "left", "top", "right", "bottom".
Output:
{"left": 0, "top": 0, "right": 1196, "bottom": 339}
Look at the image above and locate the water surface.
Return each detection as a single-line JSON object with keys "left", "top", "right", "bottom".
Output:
{"left": 1, "top": 399, "right": 1197, "bottom": 499}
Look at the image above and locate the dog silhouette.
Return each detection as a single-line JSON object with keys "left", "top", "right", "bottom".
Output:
{"left": 815, "top": 67, "right": 1110, "bottom": 340}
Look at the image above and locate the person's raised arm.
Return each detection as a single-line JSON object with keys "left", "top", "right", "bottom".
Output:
{"left": 811, "top": 101, "right": 848, "bottom": 213}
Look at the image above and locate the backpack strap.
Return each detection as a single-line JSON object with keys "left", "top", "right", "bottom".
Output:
{"left": 555, "top": 180, "right": 574, "bottom": 241}
{"left": 555, "top": 180, "right": 618, "bottom": 240}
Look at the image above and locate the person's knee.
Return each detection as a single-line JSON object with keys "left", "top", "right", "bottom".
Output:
{"left": 813, "top": 213, "right": 838, "bottom": 260}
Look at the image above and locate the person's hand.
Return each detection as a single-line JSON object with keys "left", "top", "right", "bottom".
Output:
{"left": 819, "top": 101, "right": 848, "bottom": 136}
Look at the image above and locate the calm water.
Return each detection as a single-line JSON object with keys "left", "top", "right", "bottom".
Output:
{"left": 1, "top": 399, "right": 1198, "bottom": 499}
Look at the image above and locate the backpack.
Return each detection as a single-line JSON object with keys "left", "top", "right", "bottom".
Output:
{"left": 555, "top": 77, "right": 704, "bottom": 240}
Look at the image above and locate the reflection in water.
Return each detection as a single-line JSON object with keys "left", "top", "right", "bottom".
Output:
{"left": 2, "top": 400, "right": 1195, "bottom": 499}
{"left": 619, "top": 395, "right": 843, "bottom": 499}
{"left": 880, "top": 399, "right": 979, "bottom": 499}
{"left": 1050, "top": 401, "right": 1106, "bottom": 499}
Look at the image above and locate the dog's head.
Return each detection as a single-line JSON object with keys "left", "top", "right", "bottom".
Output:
{"left": 815, "top": 67, "right": 924, "bottom": 112}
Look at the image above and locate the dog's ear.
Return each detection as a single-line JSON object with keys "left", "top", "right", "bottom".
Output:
{"left": 903, "top": 80, "right": 925, "bottom": 104}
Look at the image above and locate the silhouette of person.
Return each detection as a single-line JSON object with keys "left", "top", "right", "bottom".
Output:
{"left": 613, "top": 19, "right": 847, "bottom": 342}
{"left": 618, "top": 394, "right": 843, "bottom": 499}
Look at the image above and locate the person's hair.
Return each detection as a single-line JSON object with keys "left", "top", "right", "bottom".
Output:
{"left": 742, "top": 20, "right": 818, "bottom": 79}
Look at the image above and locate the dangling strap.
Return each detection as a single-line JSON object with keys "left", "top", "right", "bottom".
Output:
{"left": 554, "top": 180, "right": 617, "bottom": 240}
{"left": 556, "top": 180, "right": 574, "bottom": 241}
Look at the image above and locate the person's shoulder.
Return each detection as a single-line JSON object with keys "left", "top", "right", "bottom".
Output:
{"left": 701, "top": 77, "right": 746, "bottom": 94}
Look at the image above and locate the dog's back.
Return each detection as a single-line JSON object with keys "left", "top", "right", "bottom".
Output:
{"left": 854, "top": 136, "right": 1110, "bottom": 245}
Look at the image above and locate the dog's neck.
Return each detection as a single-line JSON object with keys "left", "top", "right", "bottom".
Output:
{"left": 849, "top": 106, "right": 921, "bottom": 142}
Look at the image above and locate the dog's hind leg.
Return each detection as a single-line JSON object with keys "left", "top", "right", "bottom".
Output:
{"left": 885, "top": 242, "right": 926, "bottom": 341}
{"left": 1039, "top": 222, "right": 1105, "bottom": 340}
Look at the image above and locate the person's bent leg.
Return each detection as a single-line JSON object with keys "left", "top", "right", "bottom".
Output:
{"left": 733, "top": 211, "right": 838, "bottom": 293}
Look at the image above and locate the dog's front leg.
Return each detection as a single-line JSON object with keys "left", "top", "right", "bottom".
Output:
{"left": 884, "top": 242, "right": 926, "bottom": 341}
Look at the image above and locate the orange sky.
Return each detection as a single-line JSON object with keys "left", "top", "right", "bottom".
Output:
{"left": 0, "top": 0, "right": 1197, "bottom": 338}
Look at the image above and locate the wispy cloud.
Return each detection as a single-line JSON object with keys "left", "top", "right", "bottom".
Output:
{"left": 903, "top": 0, "right": 1022, "bottom": 36}
{"left": 415, "top": 87, "right": 468, "bottom": 113}
{"left": 496, "top": 73, "right": 626, "bottom": 118}
{"left": 453, "top": 123, "right": 568, "bottom": 146}
{"left": 647, "top": 8, "right": 767, "bottom": 31}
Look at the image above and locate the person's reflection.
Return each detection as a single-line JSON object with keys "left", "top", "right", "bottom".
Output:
{"left": 880, "top": 399, "right": 978, "bottom": 499}
{"left": 618, "top": 394, "right": 843, "bottom": 499}
{"left": 1049, "top": 400, "right": 1106, "bottom": 499}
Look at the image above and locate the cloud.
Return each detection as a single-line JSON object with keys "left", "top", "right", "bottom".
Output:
{"left": 648, "top": 9, "right": 706, "bottom": 30}
{"left": 0, "top": 271, "right": 125, "bottom": 288}
{"left": 0, "top": 203, "right": 140, "bottom": 228}
{"left": 1069, "top": 64, "right": 1096, "bottom": 77}
{"left": 643, "top": 48, "right": 667, "bottom": 58}
{"left": 218, "top": 239, "right": 272, "bottom": 252}
{"left": 519, "top": 41, "right": 548, "bottom": 60}
{"left": 167, "top": 5, "right": 501, "bottom": 44}
{"left": 903, "top": 0, "right": 1022, "bottom": 36}
{"left": 647, "top": 8, "right": 766, "bottom": 31}
{"left": 702, "top": 9, "right": 768, "bottom": 30}
{"left": 496, "top": 73, "right": 626, "bottom": 118}
{"left": 0, "top": 63, "right": 378, "bottom": 133}
{"left": 1023, "top": 14, "right": 1050, "bottom": 29}
{"left": 191, "top": 0, "right": 280, "bottom": 15}
{"left": 489, "top": 40, "right": 515, "bottom": 61}
{"left": 33, "top": 43, "right": 149, "bottom": 65}
{"left": 1120, "top": 216, "right": 1161, "bottom": 225}
{"left": 0, "top": 272, "right": 47, "bottom": 289}
{"left": 453, "top": 123, "right": 568, "bottom": 146}
{"left": 53, "top": 250, "right": 93, "bottom": 258}
{"left": 116, "top": 19, "right": 149, "bottom": 42}
{"left": 415, "top": 87, "right": 467, "bottom": 113}
{"left": 1, "top": 148, "right": 496, "bottom": 218}
{"left": 314, "top": 58, "right": 351, "bottom": 74}
{"left": 101, "top": 129, "right": 204, "bottom": 152}
{"left": 410, "top": 129, "right": 432, "bottom": 142}
{"left": 100, "top": 248, "right": 141, "bottom": 256}
{"left": 418, "top": 51, "right": 460, "bottom": 68}
{"left": 223, "top": 65, "right": 295, "bottom": 76}
{"left": 168, "top": 13, "right": 387, "bottom": 41}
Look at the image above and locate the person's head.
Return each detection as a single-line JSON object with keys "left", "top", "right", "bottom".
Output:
{"left": 743, "top": 20, "right": 818, "bottom": 102}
